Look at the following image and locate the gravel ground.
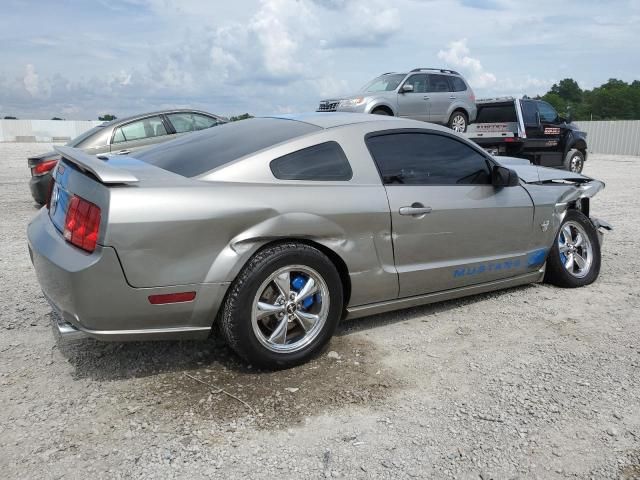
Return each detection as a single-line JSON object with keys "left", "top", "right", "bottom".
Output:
{"left": 1, "top": 143, "right": 639, "bottom": 480}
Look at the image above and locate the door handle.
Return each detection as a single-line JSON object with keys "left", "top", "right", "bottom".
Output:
{"left": 399, "top": 204, "right": 432, "bottom": 216}
{"left": 423, "top": 96, "right": 430, "bottom": 100}
{"left": 449, "top": 96, "right": 457, "bottom": 100}
{"left": 117, "top": 149, "right": 130, "bottom": 155}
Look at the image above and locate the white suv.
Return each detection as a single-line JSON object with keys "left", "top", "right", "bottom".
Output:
{"left": 317, "top": 68, "right": 477, "bottom": 132}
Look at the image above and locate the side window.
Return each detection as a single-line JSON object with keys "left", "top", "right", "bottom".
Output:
{"left": 193, "top": 114, "right": 220, "bottom": 130}
{"left": 114, "top": 116, "right": 167, "bottom": 143}
{"left": 449, "top": 76, "right": 467, "bottom": 92}
{"left": 167, "top": 113, "right": 220, "bottom": 133}
{"left": 401, "top": 74, "right": 427, "bottom": 93}
{"left": 537, "top": 101, "right": 559, "bottom": 123}
{"left": 270, "top": 141, "right": 352, "bottom": 181}
{"left": 427, "top": 74, "right": 452, "bottom": 93}
{"left": 112, "top": 128, "right": 126, "bottom": 143}
{"left": 521, "top": 101, "right": 539, "bottom": 126}
{"left": 366, "top": 132, "right": 491, "bottom": 185}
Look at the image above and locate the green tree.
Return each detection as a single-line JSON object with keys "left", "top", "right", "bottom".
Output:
{"left": 535, "top": 77, "right": 640, "bottom": 121}
{"left": 51, "top": 117, "right": 64, "bottom": 120}
{"left": 3, "top": 116, "right": 17, "bottom": 119}
{"left": 98, "top": 114, "right": 117, "bottom": 121}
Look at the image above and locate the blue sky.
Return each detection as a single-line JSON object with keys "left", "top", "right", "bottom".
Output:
{"left": 1, "top": 0, "right": 639, "bottom": 119}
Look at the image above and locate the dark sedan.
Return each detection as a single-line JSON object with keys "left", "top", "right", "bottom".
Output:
{"left": 28, "top": 109, "right": 226, "bottom": 204}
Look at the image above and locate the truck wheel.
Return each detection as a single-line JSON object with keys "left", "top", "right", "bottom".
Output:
{"left": 544, "top": 210, "right": 601, "bottom": 288}
{"left": 371, "top": 108, "right": 391, "bottom": 116}
{"left": 219, "top": 242, "right": 343, "bottom": 369}
{"left": 448, "top": 111, "right": 468, "bottom": 133}
{"left": 564, "top": 149, "right": 584, "bottom": 173}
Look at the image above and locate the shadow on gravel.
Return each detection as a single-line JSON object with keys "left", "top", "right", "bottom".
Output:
{"left": 53, "top": 284, "right": 532, "bottom": 428}
{"left": 57, "top": 334, "right": 400, "bottom": 428}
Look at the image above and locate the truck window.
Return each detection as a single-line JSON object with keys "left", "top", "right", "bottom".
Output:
{"left": 475, "top": 105, "right": 517, "bottom": 123}
{"left": 537, "top": 101, "right": 559, "bottom": 123}
{"left": 521, "top": 101, "right": 539, "bottom": 126}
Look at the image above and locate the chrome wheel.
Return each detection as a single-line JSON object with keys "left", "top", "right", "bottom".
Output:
{"left": 450, "top": 113, "right": 467, "bottom": 133}
{"left": 251, "top": 265, "right": 329, "bottom": 353}
{"left": 570, "top": 154, "right": 583, "bottom": 172}
{"left": 558, "top": 221, "right": 593, "bottom": 278}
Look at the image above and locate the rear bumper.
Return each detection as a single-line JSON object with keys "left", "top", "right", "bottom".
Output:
{"left": 29, "top": 173, "right": 52, "bottom": 205}
{"left": 27, "top": 209, "right": 229, "bottom": 341}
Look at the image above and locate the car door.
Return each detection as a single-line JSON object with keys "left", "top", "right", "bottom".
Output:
{"left": 396, "top": 74, "right": 429, "bottom": 121}
{"left": 109, "top": 115, "right": 171, "bottom": 154}
{"left": 426, "top": 74, "right": 454, "bottom": 124}
{"left": 366, "top": 130, "right": 536, "bottom": 298}
{"left": 521, "top": 100, "right": 564, "bottom": 167}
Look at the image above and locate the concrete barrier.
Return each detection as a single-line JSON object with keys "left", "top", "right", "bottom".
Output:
{"left": 0, "top": 119, "right": 102, "bottom": 143}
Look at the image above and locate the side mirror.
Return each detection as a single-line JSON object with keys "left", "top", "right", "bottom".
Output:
{"left": 401, "top": 84, "right": 414, "bottom": 93}
{"left": 492, "top": 165, "right": 519, "bottom": 187}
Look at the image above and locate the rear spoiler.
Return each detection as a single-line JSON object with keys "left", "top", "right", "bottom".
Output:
{"left": 54, "top": 146, "right": 139, "bottom": 184}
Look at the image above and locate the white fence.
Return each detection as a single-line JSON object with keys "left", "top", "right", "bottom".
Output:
{"left": 0, "top": 119, "right": 102, "bottom": 143}
{"left": 574, "top": 121, "right": 640, "bottom": 156}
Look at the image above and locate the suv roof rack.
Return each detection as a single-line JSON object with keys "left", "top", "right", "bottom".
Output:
{"left": 380, "top": 72, "right": 396, "bottom": 75}
{"left": 410, "top": 67, "right": 460, "bottom": 75}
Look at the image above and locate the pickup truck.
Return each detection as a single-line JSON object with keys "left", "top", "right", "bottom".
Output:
{"left": 465, "top": 97, "right": 588, "bottom": 173}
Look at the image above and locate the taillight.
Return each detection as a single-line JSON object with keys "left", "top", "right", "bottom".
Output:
{"left": 470, "top": 92, "right": 476, "bottom": 103}
{"left": 63, "top": 195, "right": 101, "bottom": 252}
{"left": 32, "top": 159, "right": 58, "bottom": 176}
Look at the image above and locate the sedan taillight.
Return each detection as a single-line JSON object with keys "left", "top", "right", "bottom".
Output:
{"left": 32, "top": 159, "right": 58, "bottom": 176}
{"left": 63, "top": 195, "right": 101, "bottom": 252}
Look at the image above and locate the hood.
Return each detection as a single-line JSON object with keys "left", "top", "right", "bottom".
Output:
{"left": 495, "top": 156, "right": 592, "bottom": 184}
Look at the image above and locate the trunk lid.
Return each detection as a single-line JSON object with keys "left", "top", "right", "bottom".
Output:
{"left": 48, "top": 146, "right": 192, "bottom": 243}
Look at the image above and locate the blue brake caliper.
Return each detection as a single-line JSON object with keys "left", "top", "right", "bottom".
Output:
{"left": 291, "top": 274, "right": 316, "bottom": 309}
{"left": 559, "top": 231, "right": 567, "bottom": 263}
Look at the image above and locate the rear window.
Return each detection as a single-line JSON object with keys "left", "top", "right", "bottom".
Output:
{"left": 135, "top": 118, "right": 321, "bottom": 177}
{"left": 476, "top": 104, "right": 518, "bottom": 123}
{"left": 270, "top": 141, "right": 352, "bottom": 181}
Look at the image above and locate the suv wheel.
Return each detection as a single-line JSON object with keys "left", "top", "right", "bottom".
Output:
{"left": 448, "top": 111, "right": 468, "bottom": 133}
{"left": 371, "top": 108, "right": 391, "bottom": 116}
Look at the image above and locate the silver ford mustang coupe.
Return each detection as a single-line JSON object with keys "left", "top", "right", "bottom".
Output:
{"left": 27, "top": 113, "right": 610, "bottom": 368}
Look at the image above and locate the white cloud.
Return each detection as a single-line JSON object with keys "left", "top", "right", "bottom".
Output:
{"left": 23, "top": 64, "right": 41, "bottom": 97}
{"left": 1, "top": 0, "right": 637, "bottom": 119}
{"left": 437, "top": 38, "right": 496, "bottom": 89}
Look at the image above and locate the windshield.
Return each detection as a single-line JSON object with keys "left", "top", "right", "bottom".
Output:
{"left": 360, "top": 74, "right": 405, "bottom": 93}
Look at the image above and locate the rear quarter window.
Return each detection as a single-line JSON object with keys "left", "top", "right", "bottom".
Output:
{"left": 135, "top": 118, "right": 321, "bottom": 178}
{"left": 270, "top": 141, "right": 352, "bottom": 181}
{"left": 449, "top": 77, "right": 468, "bottom": 92}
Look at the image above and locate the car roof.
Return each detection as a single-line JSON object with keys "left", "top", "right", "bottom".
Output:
{"left": 103, "top": 109, "right": 225, "bottom": 127}
{"left": 263, "top": 112, "right": 454, "bottom": 133}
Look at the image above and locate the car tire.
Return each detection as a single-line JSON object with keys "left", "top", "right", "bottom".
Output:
{"left": 219, "top": 242, "right": 343, "bottom": 369}
{"left": 544, "top": 210, "right": 601, "bottom": 288}
{"left": 564, "top": 149, "right": 584, "bottom": 173}
{"left": 371, "top": 108, "right": 391, "bottom": 116}
{"left": 448, "top": 110, "right": 468, "bottom": 133}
